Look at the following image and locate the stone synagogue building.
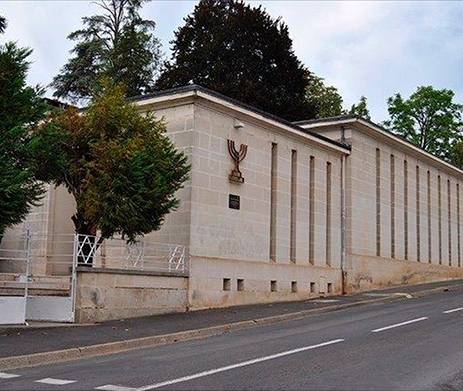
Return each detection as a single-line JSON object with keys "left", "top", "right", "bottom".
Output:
{"left": 2, "top": 84, "right": 463, "bottom": 323}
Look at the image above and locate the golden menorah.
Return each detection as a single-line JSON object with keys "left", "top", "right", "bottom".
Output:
{"left": 227, "top": 139, "right": 248, "bottom": 183}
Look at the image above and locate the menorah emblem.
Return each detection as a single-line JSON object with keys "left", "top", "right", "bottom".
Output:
{"left": 227, "top": 139, "right": 248, "bottom": 183}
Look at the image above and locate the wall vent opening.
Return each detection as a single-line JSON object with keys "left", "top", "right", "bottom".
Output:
{"left": 237, "top": 279, "right": 244, "bottom": 292}
{"left": 291, "top": 281, "right": 298, "bottom": 293}
{"left": 310, "top": 282, "right": 316, "bottom": 293}
{"left": 270, "top": 280, "right": 277, "bottom": 292}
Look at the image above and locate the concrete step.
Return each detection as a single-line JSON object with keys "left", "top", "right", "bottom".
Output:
{"left": 0, "top": 273, "right": 21, "bottom": 282}
{"left": 0, "top": 288, "right": 69, "bottom": 296}
{"left": 0, "top": 273, "right": 71, "bottom": 296}
{"left": 0, "top": 281, "right": 69, "bottom": 289}
{"left": 31, "top": 275, "right": 71, "bottom": 284}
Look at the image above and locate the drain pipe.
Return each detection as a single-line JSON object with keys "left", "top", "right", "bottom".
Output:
{"left": 340, "top": 153, "right": 347, "bottom": 295}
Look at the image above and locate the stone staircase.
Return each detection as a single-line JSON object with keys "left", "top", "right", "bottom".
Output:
{"left": 0, "top": 273, "right": 70, "bottom": 296}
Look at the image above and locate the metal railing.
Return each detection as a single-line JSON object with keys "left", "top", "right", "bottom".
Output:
{"left": 0, "top": 229, "right": 32, "bottom": 298}
{"left": 0, "top": 231, "right": 188, "bottom": 324}
{"left": 73, "top": 234, "right": 188, "bottom": 273}
{"left": 1, "top": 231, "right": 188, "bottom": 275}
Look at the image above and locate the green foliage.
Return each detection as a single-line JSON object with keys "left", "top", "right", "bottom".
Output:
{"left": 450, "top": 141, "right": 463, "bottom": 169}
{"left": 156, "top": 0, "right": 316, "bottom": 121}
{"left": 349, "top": 96, "right": 370, "bottom": 119}
{"left": 384, "top": 86, "right": 463, "bottom": 161}
{"left": 32, "top": 82, "right": 190, "bottom": 242}
{"left": 52, "top": 0, "right": 162, "bottom": 102}
{"left": 305, "top": 75, "right": 344, "bottom": 119}
{"left": 0, "top": 41, "right": 48, "bottom": 236}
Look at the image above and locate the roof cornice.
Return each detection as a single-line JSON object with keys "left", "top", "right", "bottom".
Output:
{"left": 299, "top": 116, "right": 463, "bottom": 176}
{"left": 130, "top": 85, "right": 351, "bottom": 155}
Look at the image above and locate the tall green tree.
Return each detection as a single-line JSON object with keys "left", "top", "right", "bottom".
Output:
{"left": 51, "top": 0, "right": 162, "bottom": 102}
{"left": 0, "top": 27, "right": 48, "bottom": 237}
{"left": 349, "top": 96, "right": 370, "bottom": 119}
{"left": 156, "top": 0, "right": 316, "bottom": 121}
{"left": 31, "top": 82, "right": 190, "bottom": 243}
{"left": 305, "top": 75, "right": 344, "bottom": 119}
{"left": 384, "top": 86, "right": 463, "bottom": 161}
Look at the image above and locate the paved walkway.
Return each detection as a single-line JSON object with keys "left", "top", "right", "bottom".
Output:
{"left": 0, "top": 279, "right": 462, "bottom": 358}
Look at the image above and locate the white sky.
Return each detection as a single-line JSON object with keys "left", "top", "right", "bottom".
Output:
{"left": 1, "top": 0, "right": 462, "bottom": 122}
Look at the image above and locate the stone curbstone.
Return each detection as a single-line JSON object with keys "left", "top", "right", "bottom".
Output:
{"left": 0, "top": 283, "right": 460, "bottom": 371}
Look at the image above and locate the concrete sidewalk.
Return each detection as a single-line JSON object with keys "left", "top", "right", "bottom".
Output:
{"left": 0, "top": 279, "right": 462, "bottom": 367}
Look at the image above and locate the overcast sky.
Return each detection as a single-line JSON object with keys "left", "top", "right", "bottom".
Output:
{"left": 1, "top": 1, "right": 462, "bottom": 122}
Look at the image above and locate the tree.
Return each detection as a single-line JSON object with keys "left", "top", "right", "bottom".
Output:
{"left": 451, "top": 141, "right": 463, "bottom": 169}
{"left": 51, "top": 0, "right": 162, "bottom": 102}
{"left": 0, "top": 40, "right": 49, "bottom": 238}
{"left": 31, "top": 82, "right": 190, "bottom": 244}
{"left": 0, "top": 16, "right": 6, "bottom": 33}
{"left": 305, "top": 75, "right": 344, "bottom": 119}
{"left": 156, "top": 0, "right": 316, "bottom": 121}
{"left": 384, "top": 86, "right": 463, "bottom": 161}
{"left": 349, "top": 96, "right": 370, "bottom": 119}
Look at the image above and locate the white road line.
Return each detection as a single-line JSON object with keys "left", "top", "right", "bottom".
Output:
{"left": 443, "top": 307, "right": 463, "bottom": 314}
{"left": 35, "top": 378, "right": 76, "bottom": 385}
{"left": 0, "top": 372, "right": 20, "bottom": 379}
{"left": 371, "top": 317, "right": 428, "bottom": 333}
{"left": 136, "top": 339, "right": 344, "bottom": 390}
{"left": 95, "top": 385, "right": 137, "bottom": 391}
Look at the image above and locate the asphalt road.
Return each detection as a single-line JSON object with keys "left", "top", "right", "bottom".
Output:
{"left": 1, "top": 288, "right": 463, "bottom": 390}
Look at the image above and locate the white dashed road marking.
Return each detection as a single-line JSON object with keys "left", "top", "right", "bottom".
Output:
{"left": 0, "top": 372, "right": 20, "bottom": 379}
{"left": 95, "top": 385, "right": 138, "bottom": 391}
{"left": 136, "top": 339, "right": 344, "bottom": 390}
{"left": 2, "top": 304, "right": 458, "bottom": 390}
{"left": 443, "top": 307, "right": 463, "bottom": 314}
{"left": 35, "top": 378, "right": 76, "bottom": 385}
{"left": 371, "top": 317, "right": 428, "bottom": 333}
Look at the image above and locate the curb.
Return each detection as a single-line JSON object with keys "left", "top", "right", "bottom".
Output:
{"left": 0, "top": 283, "right": 459, "bottom": 371}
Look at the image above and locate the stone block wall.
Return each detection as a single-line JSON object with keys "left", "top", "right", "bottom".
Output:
{"left": 345, "top": 128, "right": 463, "bottom": 290}
{"left": 188, "top": 255, "right": 340, "bottom": 309}
{"left": 0, "top": 185, "right": 75, "bottom": 276}
{"left": 347, "top": 254, "right": 463, "bottom": 292}
{"left": 349, "top": 129, "right": 463, "bottom": 265}
{"left": 189, "top": 104, "right": 344, "bottom": 266}
{"left": 303, "top": 121, "right": 463, "bottom": 292}
{"left": 75, "top": 268, "right": 188, "bottom": 323}
{"left": 185, "top": 102, "right": 346, "bottom": 308}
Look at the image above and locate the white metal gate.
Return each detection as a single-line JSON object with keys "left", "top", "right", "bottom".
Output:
{"left": 0, "top": 230, "right": 31, "bottom": 324}
{"left": 0, "top": 231, "right": 75, "bottom": 324}
{"left": 0, "top": 232, "right": 188, "bottom": 325}
{"left": 25, "top": 233, "right": 77, "bottom": 323}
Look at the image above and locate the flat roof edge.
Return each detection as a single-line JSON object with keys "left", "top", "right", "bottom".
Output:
{"left": 299, "top": 116, "right": 463, "bottom": 176}
{"left": 129, "top": 85, "right": 351, "bottom": 153}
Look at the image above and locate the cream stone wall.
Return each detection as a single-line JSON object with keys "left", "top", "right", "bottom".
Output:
{"left": 0, "top": 186, "right": 51, "bottom": 275}
{"left": 45, "top": 186, "right": 76, "bottom": 275}
{"left": 189, "top": 256, "right": 340, "bottom": 309}
{"left": 133, "top": 103, "right": 194, "bottom": 249}
{"left": 189, "top": 104, "right": 343, "bottom": 263}
{"left": 346, "top": 128, "right": 463, "bottom": 290}
{"left": 75, "top": 268, "right": 188, "bottom": 323}
{"left": 186, "top": 102, "right": 346, "bottom": 308}
{"left": 303, "top": 121, "right": 463, "bottom": 292}
{"left": 0, "top": 185, "right": 76, "bottom": 276}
